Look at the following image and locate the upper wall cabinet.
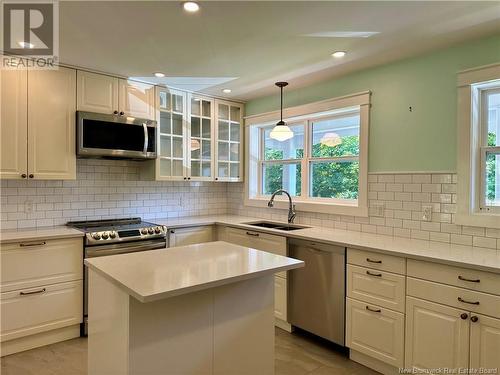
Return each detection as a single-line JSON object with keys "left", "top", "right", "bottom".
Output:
{"left": 0, "top": 64, "right": 76, "bottom": 180}
{"left": 76, "top": 70, "right": 155, "bottom": 120}
{"left": 77, "top": 71, "right": 118, "bottom": 114}
{"left": 0, "top": 61, "right": 28, "bottom": 179}
{"left": 188, "top": 94, "right": 214, "bottom": 181}
{"left": 214, "top": 100, "right": 243, "bottom": 182}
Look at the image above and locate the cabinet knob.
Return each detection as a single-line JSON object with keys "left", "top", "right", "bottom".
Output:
{"left": 187, "top": 177, "right": 191, "bottom": 180}
{"left": 460, "top": 313, "right": 468, "bottom": 320}
{"left": 215, "top": 177, "right": 218, "bottom": 181}
{"left": 21, "top": 173, "right": 27, "bottom": 178}
{"left": 184, "top": 177, "right": 187, "bottom": 180}
{"left": 119, "top": 111, "right": 124, "bottom": 116}
{"left": 113, "top": 110, "right": 118, "bottom": 115}
{"left": 471, "top": 316, "right": 479, "bottom": 323}
{"left": 29, "top": 174, "right": 34, "bottom": 179}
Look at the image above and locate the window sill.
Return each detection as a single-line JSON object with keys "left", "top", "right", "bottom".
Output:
{"left": 244, "top": 196, "right": 368, "bottom": 217}
{"left": 455, "top": 212, "right": 500, "bottom": 229}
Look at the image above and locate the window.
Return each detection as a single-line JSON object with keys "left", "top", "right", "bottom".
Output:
{"left": 246, "top": 91, "right": 370, "bottom": 216}
{"left": 457, "top": 62, "right": 500, "bottom": 228}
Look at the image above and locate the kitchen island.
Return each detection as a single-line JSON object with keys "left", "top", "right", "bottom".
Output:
{"left": 84, "top": 241, "right": 303, "bottom": 375}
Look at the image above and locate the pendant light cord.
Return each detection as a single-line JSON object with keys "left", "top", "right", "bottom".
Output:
{"left": 280, "top": 85, "right": 283, "bottom": 123}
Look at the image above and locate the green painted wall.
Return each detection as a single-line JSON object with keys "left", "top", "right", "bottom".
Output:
{"left": 246, "top": 34, "right": 500, "bottom": 172}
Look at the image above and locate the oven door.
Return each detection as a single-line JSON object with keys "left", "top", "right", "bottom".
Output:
{"left": 77, "top": 111, "right": 157, "bottom": 159}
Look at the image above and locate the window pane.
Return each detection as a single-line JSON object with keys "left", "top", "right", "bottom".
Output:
{"left": 264, "top": 124, "right": 304, "bottom": 160}
{"left": 485, "top": 152, "right": 500, "bottom": 206}
{"left": 262, "top": 163, "right": 301, "bottom": 196}
{"left": 487, "top": 92, "right": 500, "bottom": 146}
{"left": 312, "top": 114, "right": 360, "bottom": 157}
{"left": 310, "top": 160, "right": 359, "bottom": 199}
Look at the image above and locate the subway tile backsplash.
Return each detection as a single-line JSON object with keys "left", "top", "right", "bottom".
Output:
{"left": 0, "top": 159, "right": 227, "bottom": 229}
{"left": 1, "top": 164, "right": 500, "bottom": 251}
{"left": 227, "top": 173, "right": 500, "bottom": 251}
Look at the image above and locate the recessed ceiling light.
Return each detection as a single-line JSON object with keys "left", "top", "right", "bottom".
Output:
{"left": 18, "top": 41, "right": 34, "bottom": 49}
{"left": 222, "top": 88, "right": 232, "bottom": 94}
{"left": 183, "top": 2, "right": 199, "bottom": 12}
{"left": 154, "top": 72, "right": 165, "bottom": 78}
{"left": 331, "top": 51, "right": 346, "bottom": 58}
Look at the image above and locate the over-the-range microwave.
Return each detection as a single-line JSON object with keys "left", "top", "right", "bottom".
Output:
{"left": 76, "top": 111, "right": 157, "bottom": 160}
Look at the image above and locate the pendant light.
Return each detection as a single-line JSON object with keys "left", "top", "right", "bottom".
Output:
{"left": 269, "top": 82, "right": 294, "bottom": 141}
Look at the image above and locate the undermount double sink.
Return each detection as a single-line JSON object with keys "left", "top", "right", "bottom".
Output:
{"left": 243, "top": 221, "right": 310, "bottom": 232}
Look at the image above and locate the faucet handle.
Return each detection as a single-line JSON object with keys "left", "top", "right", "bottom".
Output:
{"left": 268, "top": 200, "right": 274, "bottom": 208}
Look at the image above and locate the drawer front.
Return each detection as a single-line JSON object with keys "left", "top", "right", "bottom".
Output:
{"left": 0, "top": 280, "right": 83, "bottom": 342}
{"left": 347, "top": 248, "right": 406, "bottom": 275}
{"left": 407, "top": 259, "right": 500, "bottom": 296}
{"left": 274, "top": 276, "right": 287, "bottom": 322}
{"left": 0, "top": 238, "right": 83, "bottom": 292}
{"left": 347, "top": 265, "right": 406, "bottom": 313}
{"left": 346, "top": 297, "right": 404, "bottom": 368}
{"left": 407, "top": 277, "right": 500, "bottom": 319}
{"left": 224, "top": 227, "right": 287, "bottom": 277}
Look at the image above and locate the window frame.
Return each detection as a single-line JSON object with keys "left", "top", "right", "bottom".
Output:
{"left": 245, "top": 91, "right": 370, "bottom": 217}
{"left": 457, "top": 62, "right": 500, "bottom": 228}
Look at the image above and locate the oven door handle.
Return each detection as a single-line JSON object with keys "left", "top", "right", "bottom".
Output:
{"left": 85, "top": 239, "right": 166, "bottom": 258}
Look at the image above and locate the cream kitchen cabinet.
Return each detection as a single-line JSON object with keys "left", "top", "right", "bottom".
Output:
{"left": 218, "top": 226, "right": 290, "bottom": 330}
{"left": 469, "top": 313, "right": 500, "bottom": 370}
{"left": 1, "top": 65, "right": 76, "bottom": 180}
{"left": 0, "top": 237, "right": 83, "bottom": 356}
{"left": 168, "top": 226, "right": 214, "bottom": 247}
{"left": 76, "top": 70, "right": 155, "bottom": 120}
{"left": 188, "top": 94, "right": 214, "bottom": 181}
{"left": 214, "top": 100, "right": 243, "bottom": 182}
{"left": 0, "top": 62, "right": 27, "bottom": 179}
{"left": 405, "top": 296, "right": 470, "bottom": 371}
{"left": 77, "top": 71, "right": 118, "bottom": 114}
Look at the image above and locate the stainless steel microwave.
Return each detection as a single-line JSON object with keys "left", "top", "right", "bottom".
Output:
{"left": 77, "top": 111, "right": 157, "bottom": 160}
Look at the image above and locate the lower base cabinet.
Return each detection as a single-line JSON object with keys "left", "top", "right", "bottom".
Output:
{"left": 169, "top": 226, "right": 214, "bottom": 247}
{"left": 274, "top": 276, "right": 287, "bottom": 322}
{"left": 469, "top": 313, "right": 500, "bottom": 370}
{"left": 346, "top": 297, "right": 404, "bottom": 368}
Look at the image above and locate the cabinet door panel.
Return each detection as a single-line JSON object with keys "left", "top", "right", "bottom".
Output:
{"left": 1, "top": 64, "right": 27, "bottom": 178}
{"left": 169, "top": 226, "right": 214, "bottom": 247}
{"left": 346, "top": 297, "right": 404, "bottom": 367}
{"left": 119, "top": 79, "right": 155, "bottom": 120}
{"left": 470, "top": 313, "right": 500, "bottom": 371}
{"left": 27, "top": 67, "right": 76, "bottom": 180}
{"left": 274, "top": 276, "right": 287, "bottom": 321}
{"left": 77, "top": 71, "right": 118, "bottom": 114}
{"left": 405, "top": 296, "right": 470, "bottom": 371}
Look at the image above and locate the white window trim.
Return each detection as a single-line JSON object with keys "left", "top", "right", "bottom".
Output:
{"left": 457, "top": 62, "right": 500, "bottom": 228}
{"left": 244, "top": 91, "right": 371, "bottom": 217}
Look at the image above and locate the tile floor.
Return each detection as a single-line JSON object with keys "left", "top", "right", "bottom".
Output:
{"left": 1, "top": 328, "right": 378, "bottom": 375}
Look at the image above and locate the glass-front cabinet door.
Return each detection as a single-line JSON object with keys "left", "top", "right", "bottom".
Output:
{"left": 156, "top": 87, "right": 186, "bottom": 180}
{"left": 215, "top": 100, "right": 243, "bottom": 182}
{"left": 188, "top": 94, "right": 214, "bottom": 181}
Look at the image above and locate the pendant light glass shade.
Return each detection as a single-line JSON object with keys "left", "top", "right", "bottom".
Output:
{"left": 269, "top": 82, "right": 294, "bottom": 142}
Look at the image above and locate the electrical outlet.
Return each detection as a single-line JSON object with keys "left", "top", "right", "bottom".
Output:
{"left": 422, "top": 205, "right": 432, "bottom": 222}
{"left": 24, "top": 200, "right": 34, "bottom": 214}
{"left": 371, "top": 203, "right": 385, "bottom": 217}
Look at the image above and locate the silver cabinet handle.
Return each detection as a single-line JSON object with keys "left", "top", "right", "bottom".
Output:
{"left": 20, "top": 288, "right": 46, "bottom": 296}
{"left": 458, "top": 275, "right": 480, "bottom": 283}
{"left": 246, "top": 232, "right": 259, "bottom": 237}
{"left": 458, "top": 297, "right": 480, "bottom": 305}
{"left": 366, "top": 258, "right": 382, "bottom": 264}
{"left": 366, "top": 306, "right": 381, "bottom": 313}
{"left": 366, "top": 270, "right": 382, "bottom": 277}
{"left": 19, "top": 241, "right": 46, "bottom": 247}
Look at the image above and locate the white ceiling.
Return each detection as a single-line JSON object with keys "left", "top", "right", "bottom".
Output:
{"left": 59, "top": 1, "right": 500, "bottom": 101}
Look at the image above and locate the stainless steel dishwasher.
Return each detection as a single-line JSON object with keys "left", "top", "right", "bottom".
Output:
{"left": 288, "top": 239, "right": 346, "bottom": 346}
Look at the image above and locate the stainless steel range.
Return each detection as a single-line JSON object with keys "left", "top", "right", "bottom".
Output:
{"left": 67, "top": 217, "right": 167, "bottom": 335}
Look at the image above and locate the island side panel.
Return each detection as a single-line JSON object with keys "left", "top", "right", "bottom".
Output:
{"left": 128, "top": 289, "right": 214, "bottom": 375}
{"left": 88, "top": 269, "right": 130, "bottom": 375}
{"left": 213, "top": 275, "right": 275, "bottom": 375}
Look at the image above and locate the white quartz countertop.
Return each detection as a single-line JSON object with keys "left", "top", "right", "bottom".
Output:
{"left": 0, "top": 225, "right": 84, "bottom": 244}
{"left": 156, "top": 215, "right": 500, "bottom": 274}
{"left": 84, "top": 241, "right": 304, "bottom": 303}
